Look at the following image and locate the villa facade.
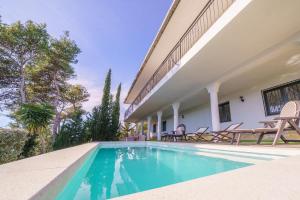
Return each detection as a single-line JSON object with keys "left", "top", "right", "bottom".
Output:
{"left": 124, "top": 0, "right": 300, "bottom": 140}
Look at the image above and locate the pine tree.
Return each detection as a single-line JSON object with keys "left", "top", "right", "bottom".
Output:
{"left": 111, "top": 84, "right": 121, "bottom": 140}
{"left": 0, "top": 20, "right": 49, "bottom": 109}
{"left": 97, "top": 69, "right": 111, "bottom": 140}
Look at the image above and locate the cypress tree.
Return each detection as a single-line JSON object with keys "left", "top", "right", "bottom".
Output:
{"left": 111, "top": 83, "right": 121, "bottom": 140}
{"left": 98, "top": 69, "right": 111, "bottom": 140}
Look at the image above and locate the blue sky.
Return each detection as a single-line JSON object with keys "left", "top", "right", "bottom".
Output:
{"left": 0, "top": 0, "right": 172, "bottom": 127}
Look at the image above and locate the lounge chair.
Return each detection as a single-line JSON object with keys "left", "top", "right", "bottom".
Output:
{"left": 210, "top": 122, "right": 243, "bottom": 144}
{"left": 162, "top": 124, "right": 186, "bottom": 142}
{"left": 230, "top": 101, "right": 300, "bottom": 146}
{"left": 161, "top": 131, "right": 171, "bottom": 141}
{"left": 185, "top": 127, "right": 209, "bottom": 141}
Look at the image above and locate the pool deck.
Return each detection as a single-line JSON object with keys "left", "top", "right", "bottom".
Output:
{"left": 0, "top": 142, "right": 98, "bottom": 200}
{"left": 1, "top": 141, "right": 300, "bottom": 200}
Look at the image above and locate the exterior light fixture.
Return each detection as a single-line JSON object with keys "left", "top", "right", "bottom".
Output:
{"left": 240, "top": 96, "right": 245, "bottom": 102}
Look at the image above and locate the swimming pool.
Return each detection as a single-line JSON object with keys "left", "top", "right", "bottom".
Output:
{"left": 55, "top": 146, "right": 251, "bottom": 199}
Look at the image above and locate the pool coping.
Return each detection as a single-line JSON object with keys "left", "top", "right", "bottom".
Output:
{"left": 1, "top": 141, "right": 300, "bottom": 200}
{"left": 0, "top": 142, "right": 99, "bottom": 200}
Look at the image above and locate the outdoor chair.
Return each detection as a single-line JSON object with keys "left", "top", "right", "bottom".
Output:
{"left": 185, "top": 127, "right": 209, "bottom": 141}
{"left": 230, "top": 101, "right": 300, "bottom": 146}
{"left": 170, "top": 124, "right": 186, "bottom": 142}
{"left": 210, "top": 122, "right": 243, "bottom": 144}
{"left": 162, "top": 124, "right": 186, "bottom": 142}
{"left": 161, "top": 131, "right": 170, "bottom": 141}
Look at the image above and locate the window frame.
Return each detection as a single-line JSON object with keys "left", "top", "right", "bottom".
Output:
{"left": 219, "top": 101, "right": 232, "bottom": 123}
{"left": 262, "top": 79, "right": 300, "bottom": 116}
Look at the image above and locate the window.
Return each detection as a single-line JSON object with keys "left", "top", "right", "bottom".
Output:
{"left": 162, "top": 121, "right": 167, "bottom": 132}
{"left": 219, "top": 102, "right": 231, "bottom": 123}
{"left": 262, "top": 79, "right": 300, "bottom": 116}
{"left": 153, "top": 124, "right": 157, "bottom": 133}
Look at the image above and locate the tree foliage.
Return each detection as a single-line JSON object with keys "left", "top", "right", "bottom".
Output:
{"left": 88, "top": 70, "right": 122, "bottom": 141}
{"left": 16, "top": 103, "right": 54, "bottom": 153}
{"left": 96, "top": 69, "right": 112, "bottom": 140}
{"left": 25, "top": 33, "right": 81, "bottom": 135}
{"left": 0, "top": 17, "right": 124, "bottom": 163}
{"left": 0, "top": 128, "right": 27, "bottom": 164}
{"left": 0, "top": 20, "right": 49, "bottom": 109}
{"left": 53, "top": 109, "right": 90, "bottom": 150}
{"left": 110, "top": 83, "right": 121, "bottom": 139}
{"left": 63, "top": 84, "right": 90, "bottom": 109}
{"left": 119, "top": 122, "right": 134, "bottom": 139}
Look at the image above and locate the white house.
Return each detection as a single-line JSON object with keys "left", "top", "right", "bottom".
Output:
{"left": 124, "top": 0, "right": 300, "bottom": 140}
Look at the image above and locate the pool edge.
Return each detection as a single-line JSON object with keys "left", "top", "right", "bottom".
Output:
{"left": 29, "top": 143, "right": 99, "bottom": 200}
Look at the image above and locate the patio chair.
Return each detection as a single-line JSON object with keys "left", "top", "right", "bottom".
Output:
{"left": 185, "top": 127, "right": 209, "bottom": 141}
{"left": 230, "top": 100, "right": 300, "bottom": 146}
{"left": 210, "top": 122, "right": 243, "bottom": 144}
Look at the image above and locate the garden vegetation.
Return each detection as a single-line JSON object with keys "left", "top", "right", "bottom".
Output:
{"left": 0, "top": 18, "right": 121, "bottom": 164}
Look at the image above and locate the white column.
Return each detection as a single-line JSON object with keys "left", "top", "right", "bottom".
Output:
{"left": 172, "top": 102, "right": 180, "bottom": 130}
{"left": 147, "top": 116, "right": 152, "bottom": 140}
{"left": 157, "top": 111, "right": 163, "bottom": 141}
{"left": 207, "top": 82, "right": 221, "bottom": 131}
{"left": 135, "top": 122, "right": 139, "bottom": 135}
{"left": 140, "top": 120, "right": 144, "bottom": 136}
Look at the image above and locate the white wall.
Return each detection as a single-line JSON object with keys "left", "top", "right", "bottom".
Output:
{"left": 163, "top": 104, "right": 211, "bottom": 133}
{"left": 180, "top": 105, "right": 212, "bottom": 133}
{"left": 162, "top": 73, "right": 299, "bottom": 131}
{"left": 219, "top": 73, "right": 299, "bottom": 129}
{"left": 165, "top": 117, "right": 174, "bottom": 133}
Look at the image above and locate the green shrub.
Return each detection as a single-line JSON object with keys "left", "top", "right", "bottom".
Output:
{"left": 0, "top": 128, "right": 27, "bottom": 164}
{"left": 53, "top": 110, "right": 88, "bottom": 150}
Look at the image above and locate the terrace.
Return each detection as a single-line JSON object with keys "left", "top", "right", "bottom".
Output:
{"left": 124, "top": 0, "right": 235, "bottom": 120}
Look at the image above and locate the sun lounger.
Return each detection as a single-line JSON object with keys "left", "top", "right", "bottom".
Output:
{"left": 210, "top": 122, "right": 243, "bottom": 144}
{"left": 185, "top": 127, "right": 209, "bottom": 141}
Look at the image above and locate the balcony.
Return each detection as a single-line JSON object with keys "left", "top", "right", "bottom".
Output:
{"left": 125, "top": 0, "right": 235, "bottom": 120}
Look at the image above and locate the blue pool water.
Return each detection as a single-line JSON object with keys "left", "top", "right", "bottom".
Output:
{"left": 56, "top": 147, "right": 251, "bottom": 200}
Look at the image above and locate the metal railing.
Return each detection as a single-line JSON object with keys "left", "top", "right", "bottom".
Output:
{"left": 125, "top": 0, "right": 235, "bottom": 119}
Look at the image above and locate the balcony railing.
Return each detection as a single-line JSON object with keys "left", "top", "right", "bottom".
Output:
{"left": 125, "top": 0, "right": 235, "bottom": 119}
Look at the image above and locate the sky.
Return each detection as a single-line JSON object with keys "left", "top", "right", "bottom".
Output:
{"left": 0, "top": 0, "right": 173, "bottom": 127}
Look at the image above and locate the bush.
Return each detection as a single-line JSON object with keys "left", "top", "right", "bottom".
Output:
{"left": 0, "top": 128, "right": 27, "bottom": 164}
{"left": 21, "top": 128, "right": 53, "bottom": 158}
{"left": 53, "top": 110, "right": 89, "bottom": 150}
